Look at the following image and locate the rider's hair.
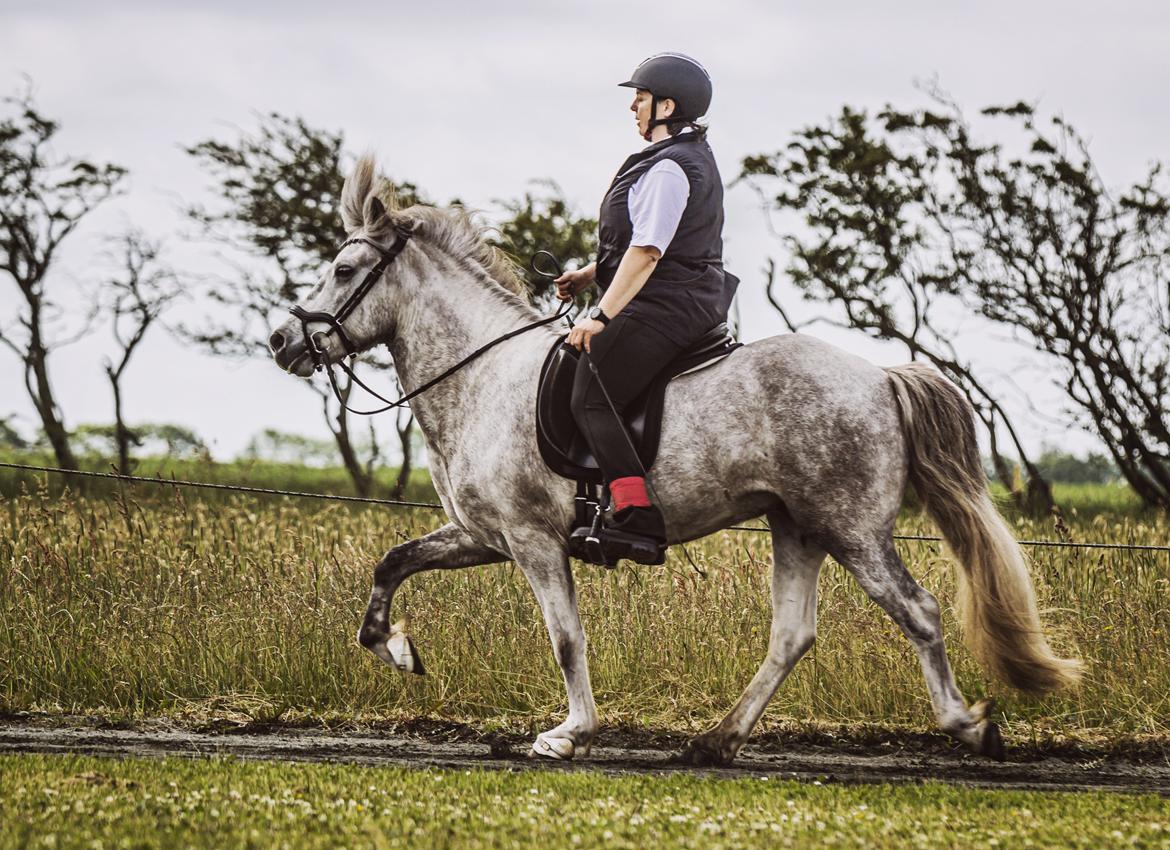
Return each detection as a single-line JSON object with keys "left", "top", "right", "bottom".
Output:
{"left": 666, "top": 117, "right": 708, "bottom": 137}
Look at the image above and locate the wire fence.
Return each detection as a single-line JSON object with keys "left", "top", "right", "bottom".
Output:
{"left": 2, "top": 460, "right": 1168, "bottom": 554}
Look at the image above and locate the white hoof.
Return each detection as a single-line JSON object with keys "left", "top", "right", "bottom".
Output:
{"left": 383, "top": 621, "right": 425, "bottom": 675}
{"left": 529, "top": 734, "right": 575, "bottom": 761}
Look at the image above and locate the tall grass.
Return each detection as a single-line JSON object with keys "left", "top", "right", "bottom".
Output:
{"left": 1, "top": 478, "right": 1167, "bottom": 738}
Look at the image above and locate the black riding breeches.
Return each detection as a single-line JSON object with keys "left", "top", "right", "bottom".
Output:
{"left": 569, "top": 313, "right": 689, "bottom": 482}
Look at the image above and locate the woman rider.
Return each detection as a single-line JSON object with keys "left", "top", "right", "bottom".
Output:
{"left": 553, "top": 52, "right": 740, "bottom": 562}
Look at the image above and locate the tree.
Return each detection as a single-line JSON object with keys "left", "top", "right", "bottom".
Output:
{"left": 739, "top": 92, "right": 1170, "bottom": 514}
{"left": 242, "top": 428, "right": 341, "bottom": 466}
{"left": 100, "top": 231, "right": 182, "bottom": 474}
{"left": 0, "top": 84, "right": 126, "bottom": 470}
{"left": 490, "top": 178, "right": 598, "bottom": 309}
{"left": 184, "top": 113, "right": 426, "bottom": 496}
{"left": 0, "top": 416, "right": 30, "bottom": 450}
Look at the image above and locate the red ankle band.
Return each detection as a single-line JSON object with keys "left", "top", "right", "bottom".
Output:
{"left": 610, "top": 476, "right": 650, "bottom": 511}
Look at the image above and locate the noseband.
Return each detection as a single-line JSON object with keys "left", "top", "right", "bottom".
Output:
{"left": 290, "top": 219, "right": 416, "bottom": 366}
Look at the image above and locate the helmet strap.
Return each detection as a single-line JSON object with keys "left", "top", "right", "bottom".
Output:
{"left": 642, "top": 93, "right": 659, "bottom": 141}
{"left": 645, "top": 93, "right": 688, "bottom": 140}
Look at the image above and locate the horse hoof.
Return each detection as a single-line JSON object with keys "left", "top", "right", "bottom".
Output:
{"left": 529, "top": 735, "right": 575, "bottom": 760}
{"left": 385, "top": 625, "right": 426, "bottom": 676}
{"left": 980, "top": 721, "right": 1005, "bottom": 762}
{"left": 966, "top": 698, "right": 1004, "bottom": 761}
{"left": 669, "top": 740, "right": 732, "bottom": 767}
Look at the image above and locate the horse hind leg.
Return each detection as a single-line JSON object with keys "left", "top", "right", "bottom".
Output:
{"left": 839, "top": 536, "right": 1004, "bottom": 760}
{"left": 673, "top": 510, "right": 824, "bottom": 766}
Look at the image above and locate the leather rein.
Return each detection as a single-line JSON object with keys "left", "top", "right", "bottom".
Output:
{"left": 290, "top": 227, "right": 573, "bottom": 416}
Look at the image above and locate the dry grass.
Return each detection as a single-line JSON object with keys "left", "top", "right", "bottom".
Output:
{"left": 1, "top": 478, "right": 1167, "bottom": 740}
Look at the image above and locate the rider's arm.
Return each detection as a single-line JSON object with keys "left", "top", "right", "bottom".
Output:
{"left": 596, "top": 246, "right": 661, "bottom": 317}
{"left": 597, "top": 161, "right": 689, "bottom": 319}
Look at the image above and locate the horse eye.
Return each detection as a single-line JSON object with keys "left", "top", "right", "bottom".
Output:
{"left": 335, "top": 264, "right": 355, "bottom": 279}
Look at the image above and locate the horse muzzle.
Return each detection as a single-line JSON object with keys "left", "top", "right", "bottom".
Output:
{"left": 268, "top": 324, "right": 319, "bottom": 378}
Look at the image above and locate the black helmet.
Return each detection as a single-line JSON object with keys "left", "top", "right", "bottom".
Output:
{"left": 618, "top": 52, "right": 712, "bottom": 131}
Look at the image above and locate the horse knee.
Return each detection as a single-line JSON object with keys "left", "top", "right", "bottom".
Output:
{"left": 902, "top": 588, "right": 943, "bottom": 645}
{"left": 770, "top": 624, "right": 815, "bottom": 661}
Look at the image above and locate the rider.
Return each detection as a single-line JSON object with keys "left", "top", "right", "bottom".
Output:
{"left": 554, "top": 52, "right": 740, "bottom": 560}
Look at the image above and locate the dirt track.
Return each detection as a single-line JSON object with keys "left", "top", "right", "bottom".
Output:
{"left": 1, "top": 720, "right": 1167, "bottom": 796}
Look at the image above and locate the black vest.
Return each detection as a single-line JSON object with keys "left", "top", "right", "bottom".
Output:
{"left": 596, "top": 130, "right": 740, "bottom": 345}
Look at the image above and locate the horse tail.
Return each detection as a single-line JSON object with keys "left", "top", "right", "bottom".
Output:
{"left": 884, "top": 362, "right": 1081, "bottom": 694}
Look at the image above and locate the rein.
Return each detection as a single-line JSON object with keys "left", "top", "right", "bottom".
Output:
{"left": 290, "top": 230, "right": 574, "bottom": 416}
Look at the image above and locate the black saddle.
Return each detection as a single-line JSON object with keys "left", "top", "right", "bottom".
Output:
{"left": 536, "top": 322, "right": 742, "bottom": 484}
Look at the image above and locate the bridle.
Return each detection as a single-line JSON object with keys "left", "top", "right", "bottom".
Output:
{"left": 288, "top": 227, "right": 574, "bottom": 416}
{"left": 290, "top": 219, "right": 417, "bottom": 361}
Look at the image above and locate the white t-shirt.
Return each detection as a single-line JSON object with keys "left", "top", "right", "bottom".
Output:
{"left": 627, "top": 129, "right": 693, "bottom": 255}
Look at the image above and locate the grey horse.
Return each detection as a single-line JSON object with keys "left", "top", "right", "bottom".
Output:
{"left": 268, "top": 155, "right": 1080, "bottom": 765}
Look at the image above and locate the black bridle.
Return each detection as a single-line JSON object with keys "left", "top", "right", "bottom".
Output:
{"left": 289, "top": 230, "right": 574, "bottom": 416}
{"left": 290, "top": 220, "right": 417, "bottom": 359}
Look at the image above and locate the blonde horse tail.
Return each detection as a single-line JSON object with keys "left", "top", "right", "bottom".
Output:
{"left": 884, "top": 362, "right": 1081, "bottom": 694}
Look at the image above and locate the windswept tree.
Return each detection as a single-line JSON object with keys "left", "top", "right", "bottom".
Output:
{"left": 185, "top": 113, "right": 426, "bottom": 497}
{"left": 100, "top": 231, "right": 183, "bottom": 473}
{"left": 0, "top": 85, "right": 126, "bottom": 470}
{"left": 491, "top": 178, "right": 598, "bottom": 309}
{"left": 741, "top": 92, "right": 1170, "bottom": 512}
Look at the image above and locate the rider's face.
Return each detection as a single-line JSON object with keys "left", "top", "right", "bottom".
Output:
{"left": 630, "top": 89, "right": 673, "bottom": 139}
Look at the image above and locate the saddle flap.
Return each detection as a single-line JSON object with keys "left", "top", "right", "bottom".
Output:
{"left": 535, "top": 325, "right": 742, "bottom": 483}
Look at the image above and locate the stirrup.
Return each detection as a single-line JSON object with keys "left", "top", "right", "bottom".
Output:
{"left": 568, "top": 526, "right": 666, "bottom": 567}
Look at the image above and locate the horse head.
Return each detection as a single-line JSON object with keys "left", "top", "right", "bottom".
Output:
{"left": 268, "top": 154, "right": 419, "bottom": 377}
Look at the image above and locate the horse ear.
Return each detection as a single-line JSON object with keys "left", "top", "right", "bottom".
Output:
{"left": 341, "top": 154, "right": 377, "bottom": 234}
{"left": 369, "top": 196, "right": 386, "bottom": 223}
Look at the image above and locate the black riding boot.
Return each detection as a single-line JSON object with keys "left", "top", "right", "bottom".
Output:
{"left": 607, "top": 504, "right": 666, "bottom": 543}
{"left": 568, "top": 502, "right": 668, "bottom": 567}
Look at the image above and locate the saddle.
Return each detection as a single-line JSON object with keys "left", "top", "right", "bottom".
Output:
{"left": 535, "top": 322, "right": 742, "bottom": 565}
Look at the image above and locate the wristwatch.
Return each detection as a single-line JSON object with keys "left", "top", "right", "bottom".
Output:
{"left": 588, "top": 306, "right": 611, "bottom": 326}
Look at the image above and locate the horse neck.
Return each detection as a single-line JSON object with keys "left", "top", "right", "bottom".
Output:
{"left": 386, "top": 257, "right": 552, "bottom": 442}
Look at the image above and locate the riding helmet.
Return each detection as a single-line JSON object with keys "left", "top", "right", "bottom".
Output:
{"left": 618, "top": 52, "right": 713, "bottom": 127}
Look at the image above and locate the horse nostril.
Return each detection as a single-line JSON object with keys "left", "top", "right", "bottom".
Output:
{"left": 269, "top": 330, "right": 285, "bottom": 352}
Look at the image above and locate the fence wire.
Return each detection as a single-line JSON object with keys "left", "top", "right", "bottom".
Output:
{"left": 2, "top": 460, "right": 1167, "bottom": 554}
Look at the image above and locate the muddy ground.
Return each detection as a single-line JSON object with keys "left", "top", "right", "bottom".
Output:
{"left": 1, "top": 717, "right": 1166, "bottom": 796}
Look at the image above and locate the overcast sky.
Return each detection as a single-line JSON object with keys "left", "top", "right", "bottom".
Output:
{"left": 2, "top": 0, "right": 1167, "bottom": 461}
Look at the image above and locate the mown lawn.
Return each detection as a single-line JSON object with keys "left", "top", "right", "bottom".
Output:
{"left": 1, "top": 754, "right": 1167, "bottom": 850}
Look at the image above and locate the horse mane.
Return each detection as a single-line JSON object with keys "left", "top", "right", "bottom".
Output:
{"left": 341, "top": 153, "right": 535, "bottom": 316}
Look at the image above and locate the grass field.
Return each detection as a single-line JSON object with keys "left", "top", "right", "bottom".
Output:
{"left": 2, "top": 754, "right": 1167, "bottom": 850}
{"left": 2, "top": 461, "right": 1167, "bottom": 743}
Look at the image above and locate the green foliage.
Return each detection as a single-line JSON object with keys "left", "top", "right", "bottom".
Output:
{"left": 0, "top": 418, "right": 28, "bottom": 450}
{"left": 242, "top": 428, "right": 343, "bottom": 467}
{"left": 2, "top": 755, "right": 1167, "bottom": 850}
{"left": 62, "top": 423, "right": 208, "bottom": 463}
{"left": 489, "top": 178, "right": 598, "bottom": 308}
{"left": 1032, "top": 447, "right": 1120, "bottom": 485}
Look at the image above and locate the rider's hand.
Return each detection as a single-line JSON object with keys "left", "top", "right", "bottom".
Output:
{"left": 554, "top": 264, "right": 596, "bottom": 302}
{"left": 567, "top": 317, "right": 606, "bottom": 353}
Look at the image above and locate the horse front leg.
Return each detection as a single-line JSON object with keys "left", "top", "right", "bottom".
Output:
{"left": 510, "top": 531, "right": 599, "bottom": 761}
{"left": 358, "top": 522, "right": 504, "bottom": 673}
